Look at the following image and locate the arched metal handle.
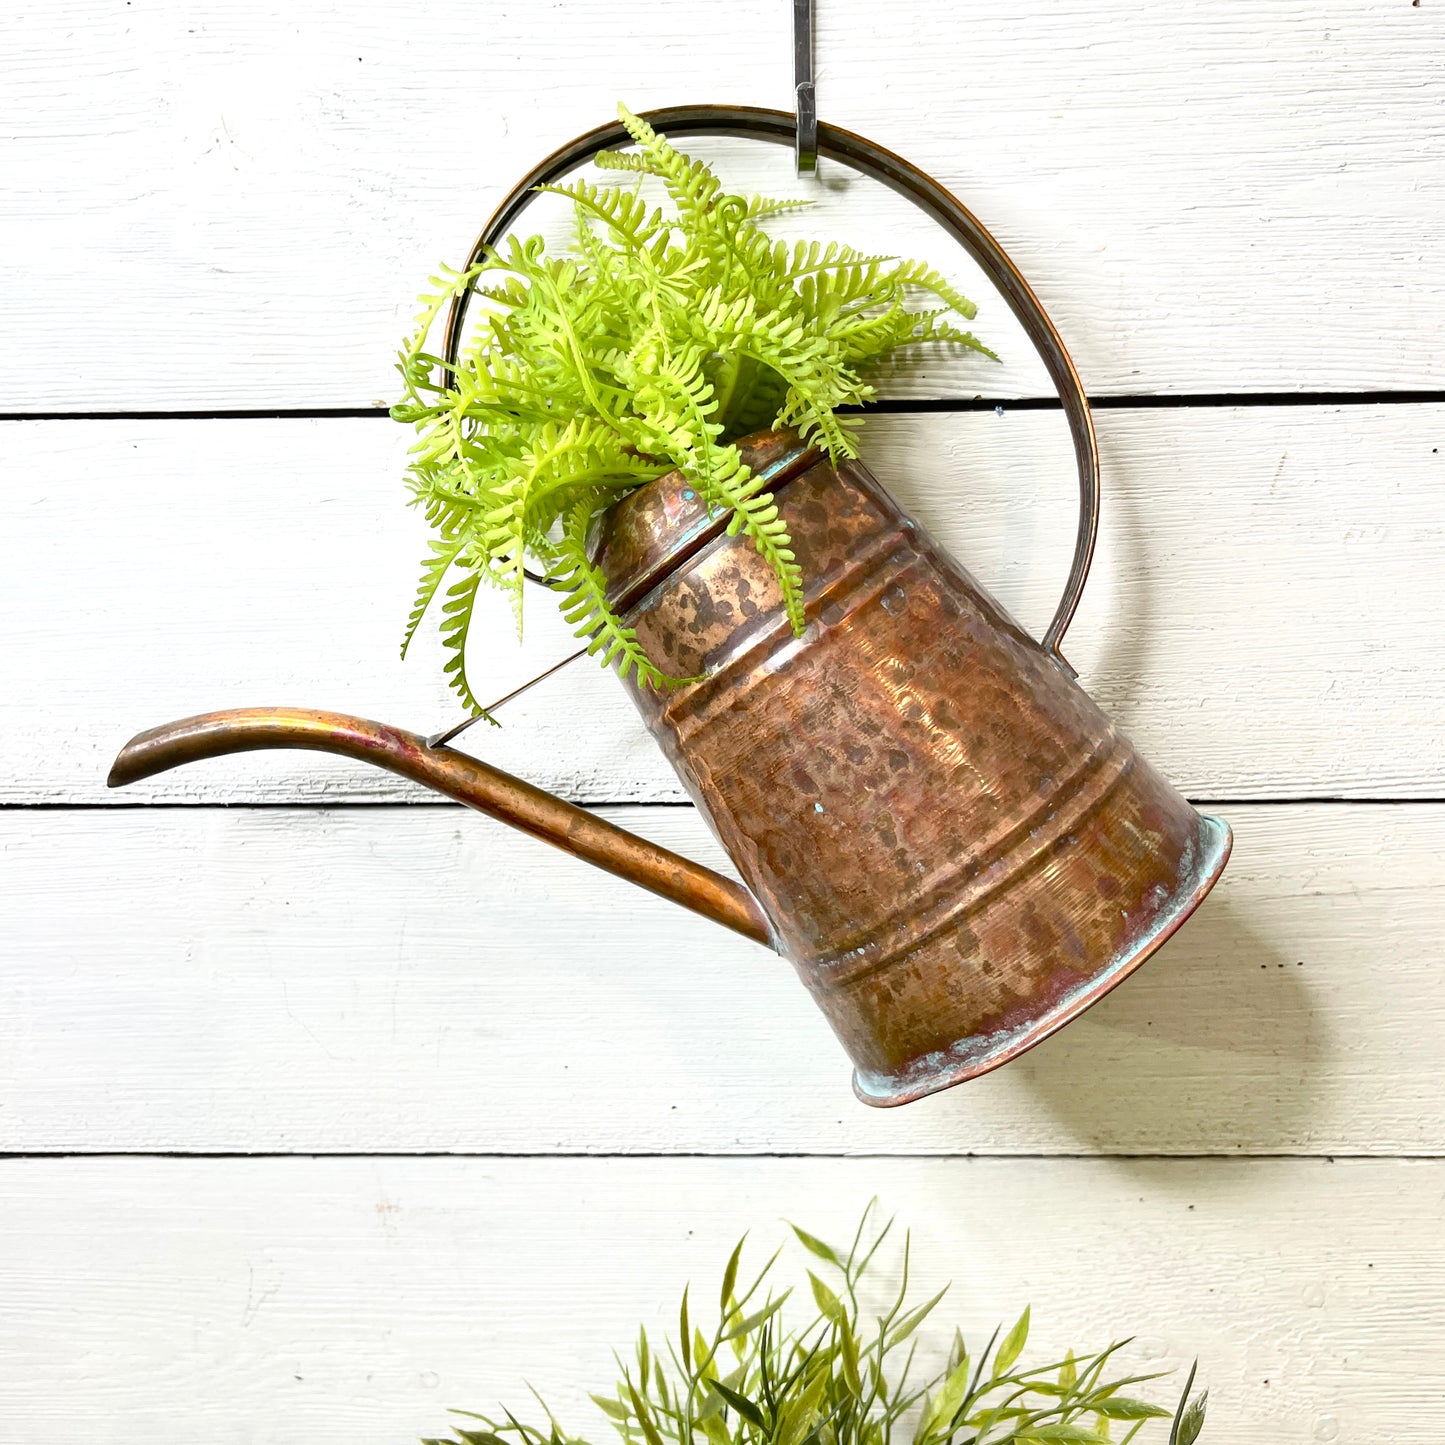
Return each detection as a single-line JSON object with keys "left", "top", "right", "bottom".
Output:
{"left": 441, "top": 104, "right": 1100, "bottom": 669}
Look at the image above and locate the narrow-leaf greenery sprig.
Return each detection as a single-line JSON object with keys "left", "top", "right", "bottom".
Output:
{"left": 425, "top": 1209, "right": 1206, "bottom": 1445}
{"left": 394, "top": 105, "right": 995, "bottom": 720}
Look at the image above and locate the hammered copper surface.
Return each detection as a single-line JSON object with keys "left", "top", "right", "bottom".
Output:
{"left": 595, "top": 440, "right": 1231, "bottom": 1104}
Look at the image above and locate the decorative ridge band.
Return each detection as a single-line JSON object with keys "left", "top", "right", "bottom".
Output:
{"left": 601, "top": 438, "right": 823, "bottom": 616}
{"left": 807, "top": 741, "right": 1134, "bottom": 991}
{"left": 656, "top": 516, "right": 915, "bottom": 739}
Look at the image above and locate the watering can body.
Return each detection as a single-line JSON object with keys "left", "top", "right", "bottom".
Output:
{"left": 593, "top": 430, "right": 1230, "bottom": 1104}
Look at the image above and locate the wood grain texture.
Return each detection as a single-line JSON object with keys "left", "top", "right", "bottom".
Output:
{"left": 6, "top": 2, "right": 1445, "bottom": 1441}
{"left": 5, "top": 406, "right": 1441, "bottom": 805}
{"left": 3, "top": 0, "right": 1442, "bottom": 409}
{"left": 2, "top": 802, "right": 1438, "bottom": 1155}
{"left": 0, "top": 1156, "right": 1439, "bottom": 1445}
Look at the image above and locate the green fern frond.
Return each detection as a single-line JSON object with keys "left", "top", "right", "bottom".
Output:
{"left": 782, "top": 389, "right": 861, "bottom": 462}
{"left": 743, "top": 194, "right": 813, "bottom": 219}
{"left": 915, "top": 316, "right": 1000, "bottom": 359}
{"left": 437, "top": 570, "right": 496, "bottom": 722}
{"left": 777, "top": 238, "right": 899, "bottom": 280}
{"left": 721, "top": 481, "right": 807, "bottom": 634}
{"left": 537, "top": 178, "right": 667, "bottom": 250}
{"left": 552, "top": 503, "right": 684, "bottom": 690}
{"left": 401, "top": 533, "right": 471, "bottom": 660}
{"left": 592, "top": 148, "right": 653, "bottom": 174}
{"left": 616, "top": 105, "right": 722, "bottom": 228}
{"left": 395, "top": 103, "right": 995, "bottom": 692}
{"left": 887, "top": 258, "right": 981, "bottom": 321}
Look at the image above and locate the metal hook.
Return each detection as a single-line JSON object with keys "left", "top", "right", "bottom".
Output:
{"left": 794, "top": 0, "right": 817, "bottom": 174}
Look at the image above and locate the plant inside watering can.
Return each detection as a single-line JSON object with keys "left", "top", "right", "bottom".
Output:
{"left": 422, "top": 1211, "right": 1208, "bottom": 1445}
{"left": 392, "top": 103, "right": 994, "bottom": 719}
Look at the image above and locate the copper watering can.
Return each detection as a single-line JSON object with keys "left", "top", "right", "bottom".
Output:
{"left": 109, "top": 108, "right": 1231, "bottom": 1106}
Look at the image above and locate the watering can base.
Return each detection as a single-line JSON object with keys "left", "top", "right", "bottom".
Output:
{"left": 849, "top": 812, "right": 1234, "bottom": 1108}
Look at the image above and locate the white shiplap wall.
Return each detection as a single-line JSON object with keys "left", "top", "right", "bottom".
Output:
{"left": 3, "top": 3, "right": 1444, "bottom": 1443}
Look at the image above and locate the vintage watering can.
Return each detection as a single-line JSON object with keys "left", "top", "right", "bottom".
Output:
{"left": 109, "top": 107, "right": 1231, "bottom": 1106}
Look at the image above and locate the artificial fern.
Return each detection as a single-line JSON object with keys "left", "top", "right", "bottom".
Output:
{"left": 394, "top": 104, "right": 996, "bottom": 719}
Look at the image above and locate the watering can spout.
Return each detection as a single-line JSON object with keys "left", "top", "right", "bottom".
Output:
{"left": 107, "top": 707, "right": 775, "bottom": 949}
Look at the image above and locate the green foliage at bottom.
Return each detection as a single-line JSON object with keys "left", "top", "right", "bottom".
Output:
{"left": 423, "top": 1209, "right": 1206, "bottom": 1445}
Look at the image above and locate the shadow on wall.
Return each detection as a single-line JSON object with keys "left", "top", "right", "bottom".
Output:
{"left": 1082, "top": 414, "right": 1156, "bottom": 737}
{"left": 1014, "top": 885, "right": 1326, "bottom": 1172}
{"left": 997, "top": 415, "right": 1332, "bottom": 1182}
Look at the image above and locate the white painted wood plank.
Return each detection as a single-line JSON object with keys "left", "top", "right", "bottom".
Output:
{"left": 2, "top": 802, "right": 1439, "bottom": 1155}
{"left": 3, "top": 1, "right": 1442, "bottom": 408}
{"left": 0, "top": 1157, "right": 1438, "bottom": 1444}
{"left": 4, "top": 406, "right": 1442, "bottom": 804}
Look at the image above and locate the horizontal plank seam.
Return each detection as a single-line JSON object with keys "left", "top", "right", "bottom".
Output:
{"left": 4, "top": 797, "right": 1444, "bottom": 812}
{"left": 0, "top": 1151, "right": 1434, "bottom": 1162}
{"left": 853, "top": 392, "right": 1445, "bottom": 412}
{"left": 5, "top": 390, "right": 1445, "bottom": 422}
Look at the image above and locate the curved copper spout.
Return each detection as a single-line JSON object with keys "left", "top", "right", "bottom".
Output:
{"left": 108, "top": 708, "right": 775, "bottom": 949}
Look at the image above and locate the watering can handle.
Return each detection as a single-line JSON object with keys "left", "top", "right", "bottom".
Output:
{"left": 443, "top": 105, "right": 1100, "bottom": 670}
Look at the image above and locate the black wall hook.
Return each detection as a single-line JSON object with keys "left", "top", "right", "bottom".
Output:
{"left": 794, "top": 0, "right": 816, "bottom": 173}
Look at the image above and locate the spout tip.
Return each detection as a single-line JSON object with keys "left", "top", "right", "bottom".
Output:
{"left": 107, "top": 736, "right": 155, "bottom": 789}
{"left": 99, "top": 708, "right": 415, "bottom": 793}
{"left": 106, "top": 713, "right": 225, "bottom": 789}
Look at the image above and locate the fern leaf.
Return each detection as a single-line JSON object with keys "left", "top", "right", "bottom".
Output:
{"left": 886, "top": 259, "right": 980, "bottom": 322}
{"left": 744, "top": 195, "right": 813, "bottom": 219}
{"left": 616, "top": 105, "right": 722, "bottom": 229}
{"left": 592, "top": 148, "right": 653, "bottom": 173}
{"left": 437, "top": 570, "right": 498, "bottom": 723}
{"left": 724, "top": 482, "right": 807, "bottom": 636}
{"left": 537, "top": 179, "right": 666, "bottom": 250}
{"left": 553, "top": 503, "right": 692, "bottom": 690}
{"left": 401, "top": 534, "right": 469, "bottom": 659}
